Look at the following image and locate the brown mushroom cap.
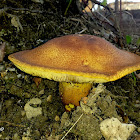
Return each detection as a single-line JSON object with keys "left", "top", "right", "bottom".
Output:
{"left": 8, "top": 34, "right": 140, "bottom": 83}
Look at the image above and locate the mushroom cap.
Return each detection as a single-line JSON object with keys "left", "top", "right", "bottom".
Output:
{"left": 8, "top": 34, "right": 140, "bottom": 83}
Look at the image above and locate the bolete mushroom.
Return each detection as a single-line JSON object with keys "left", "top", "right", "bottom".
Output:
{"left": 8, "top": 34, "right": 140, "bottom": 108}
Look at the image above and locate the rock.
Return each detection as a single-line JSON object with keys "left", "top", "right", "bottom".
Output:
{"left": 137, "top": 127, "right": 140, "bottom": 133}
{"left": 0, "top": 65, "right": 5, "bottom": 72}
{"left": 100, "top": 117, "right": 136, "bottom": 140}
{"left": 24, "top": 98, "right": 42, "bottom": 119}
{"left": 46, "top": 95, "right": 52, "bottom": 102}
{"left": 55, "top": 115, "right": 60, "bottom": 121}
{"left": 39, "top": 89, "right": 44, "bottom": 95}
{"left": 60, "top": 112, "right": 71, "bottom": 129}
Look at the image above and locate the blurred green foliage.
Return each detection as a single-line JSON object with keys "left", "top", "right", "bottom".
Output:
{"left": 101, "top": 0, "right": 107, "bottom": 6}
{"left": 136, "top": 38, "right": 140, "bottom": 46}
{"left": 125, "top": 35, "right": 132, "bottom": 45}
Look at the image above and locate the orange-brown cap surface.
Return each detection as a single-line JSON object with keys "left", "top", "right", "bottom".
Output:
{"left": 8, "top": 34, "right": 140, "bottom": 83}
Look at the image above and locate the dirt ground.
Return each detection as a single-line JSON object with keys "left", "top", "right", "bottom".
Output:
{"left": 0, "top": 0, "right": 140, "bottom": 140}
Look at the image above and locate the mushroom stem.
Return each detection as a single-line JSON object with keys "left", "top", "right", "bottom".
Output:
{"left": 59, "top": 82, "right": 92, "bottom": 106}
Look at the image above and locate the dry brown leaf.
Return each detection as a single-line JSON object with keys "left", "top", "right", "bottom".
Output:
{"left": 33, "top": 77, "right": 42, "bottom": 87}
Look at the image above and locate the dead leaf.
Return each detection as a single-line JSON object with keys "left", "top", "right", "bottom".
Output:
{"left": 33, "top": 77, "right": 42, "bottom": 87}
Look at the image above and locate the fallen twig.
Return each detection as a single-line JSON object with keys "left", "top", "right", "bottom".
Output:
{"left": 0, "top": 120, "right": 25, "bottom": 127}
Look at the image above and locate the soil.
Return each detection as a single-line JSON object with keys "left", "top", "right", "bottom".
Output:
{"left": 0, "top": 0, "right": 140, "bottom": 140}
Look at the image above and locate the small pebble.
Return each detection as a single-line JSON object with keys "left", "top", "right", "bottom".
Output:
{"left": 21, "top": 110, "right": 26, "bottom": 117}
{"left": 0, "top": 65, "right": 5, "bottom": 72}
{"left": 39, "top": 89, "right": 44, "bottom": 95}
{"left": 136, "top": 100, "right": 140, "bottom": 104}
{"left": 46, "top": 95, "right": 52, "bottom": 102}
{"left": 17, "top": 74, "right": 22, "bottom": 78}
{"left": 7, "top": 67, "right": 15, "bottom": 71}
{"left": 137, "top": 127, "right": 140, "bottom": 133}
{"left": 55, "top": 115, "right": 60, "bottom": 121}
